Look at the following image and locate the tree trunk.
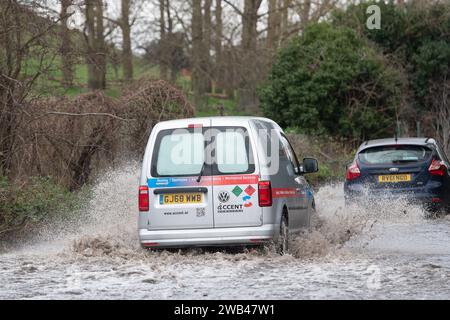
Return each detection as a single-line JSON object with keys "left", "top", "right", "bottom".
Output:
{"left": 60, "top": 0, "right": 73, "bottom": 88}
{"left": 267, "top": 0, "right": 280, "bottom": 50}
{"left": 121, "top": 0, "right": 133, "bottom": 81}
{"left": 85, "top": 0, "right": 96, "bottom": 89}
{"left": 165, "top": 0, "right": 177, "bottom": 84}
{"left": 159, "top": 0, "right": 168, "bottom": 80}
{"left": 279, "top": 0, "right": 290, "bottom": 43}
{"left": 300, "top": 0, "right": 311, "bottom": 30}
{"left": 203, "top": 0, "right": 212, "bottom": 91}
{"left": 242, "top": 0, "right": 261, "bottom": 52}
{"left": 85, "top": 0, "right": 106, "bottom": 90}
{"left": 192, "top": 0, "right": 207, "bottom": 108}
{"left": 94, "top": 0, "right": 106, "bottom": 89}
{"left": 214, "top": 0, "right": 223, "bottom": 93}
{"left": 238, "top": 0, "right": 262, "bottom": 111}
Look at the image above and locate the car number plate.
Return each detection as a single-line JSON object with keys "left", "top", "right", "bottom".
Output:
{"left": 378, "top": 174, "right": 412, "bottom": 183}
{"left": 160, "top": 193, "right": 203, "bottom": 205}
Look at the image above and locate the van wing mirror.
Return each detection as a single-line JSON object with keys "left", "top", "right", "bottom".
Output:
{"left": 301, "top": 158, "right": 319, "bottom": 174}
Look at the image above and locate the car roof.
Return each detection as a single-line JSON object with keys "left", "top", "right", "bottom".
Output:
{"left": 153, "top": 116, "right": 281, "bottom": 130}
{"left": 358, "top": 137, "right": 436, "bottom": 152}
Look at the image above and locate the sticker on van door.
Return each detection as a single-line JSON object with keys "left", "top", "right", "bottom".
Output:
{"left": 216, "top": 203, "right": 244, "bottom": 214}
{"left": 244, "top": 185, "right": 256, "bottom": 196}
{"left": 243, "top": 195, "right": 253, "bottom": 207}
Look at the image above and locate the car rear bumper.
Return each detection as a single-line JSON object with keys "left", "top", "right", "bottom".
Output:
{"left": 344, "top": 184, "right": 446, "bottom": 207}
{"left": 139, "top": 224, "right": 277, "bottom": 248}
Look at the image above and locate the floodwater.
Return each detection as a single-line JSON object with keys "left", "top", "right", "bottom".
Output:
{"left": 1, "top": 164, "right": 450, "bottom": 300}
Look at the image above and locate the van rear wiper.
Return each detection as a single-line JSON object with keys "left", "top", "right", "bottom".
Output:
{"left": 197, "top": 162, "right": 206, "bottom": 183}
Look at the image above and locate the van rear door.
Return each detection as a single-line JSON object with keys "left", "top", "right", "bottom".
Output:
{"left": 147, "top": 119, "right": 214, "bottom": 230}
{"left": 210, "top": 120, "right": 263, "bottom": 228}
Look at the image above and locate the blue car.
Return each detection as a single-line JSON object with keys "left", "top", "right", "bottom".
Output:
{"left": 344, "top": 138, "right": 450, "bottom": 215}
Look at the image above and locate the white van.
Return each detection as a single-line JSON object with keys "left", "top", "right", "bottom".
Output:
{"left": 138, "top": 117, "right": 318, "bottom": 252}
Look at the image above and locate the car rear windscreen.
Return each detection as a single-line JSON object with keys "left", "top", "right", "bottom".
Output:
{"left": 358, "top": 145, "right": 432, "bottom": 165}
{"left": 151, "top": 127, "right": 253, "bottom": 177}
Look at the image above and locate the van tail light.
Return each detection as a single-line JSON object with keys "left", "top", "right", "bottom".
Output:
{"left": 258, "top": 181, "right": 272, "bottom": 207}
{"left": 429, "top": 159, "right": 447, "bottom": 176}
{"left": 346, "top": 162, "right": 361, "bottom": 181}
{"left": 139, "top": 186, "right": 149, "bottom": 211}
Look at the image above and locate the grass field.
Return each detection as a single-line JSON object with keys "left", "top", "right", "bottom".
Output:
{"left": 30, "top": 55, "right": 245, "bottom": 118}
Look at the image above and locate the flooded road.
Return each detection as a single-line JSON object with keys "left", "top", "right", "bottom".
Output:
{"left": 1, "top": 165, "right": 450, "bottom": 299}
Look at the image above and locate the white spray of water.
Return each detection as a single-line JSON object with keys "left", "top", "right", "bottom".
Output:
{"left": 57, "top": 164, "right": 428, "bottom": 261}
{"left": 290, "top": 183, "right": 427, "bottom": 259}
{"left": 2, "top": 163, "right": 430, "bottom": 261}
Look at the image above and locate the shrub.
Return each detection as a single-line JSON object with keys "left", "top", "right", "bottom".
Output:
{"left": 0, "top": 175, "right": 72, "bottom": 237}
{"left": 6, "top": 79, "right": 194, "bottom": 191}
{"left": 18, "top": 92, "right": 122, "bottom": 190}
{"left": 286, "top": 133, "right": 354, "bottom": 186}
{"left": 259, "top": 23, "right": 403, "bottom": 143}
{"left": 119, "top": 79, "right": 195, "bottom": 154}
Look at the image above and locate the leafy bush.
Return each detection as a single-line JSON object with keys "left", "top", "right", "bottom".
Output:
{"left": 332, "top": 0, "right": 450, "bottom": 132}
{"left": 259, "top": 23, "right": 403, "bottom": 142}
{"left": 0, "top": 176, "right": 72, "bottom": 237}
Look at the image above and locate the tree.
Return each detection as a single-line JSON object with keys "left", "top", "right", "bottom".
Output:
{"left": 333, "top": 0, "right": 450, "bottom": 144}
{"left": 238, "top": 0, "right": 263, "bottom": 111}
{"left": 242, "top": 0, "right": 261, "bottom": 53}
{"left": 0, "top": 0, "right": 61, "bottom": 176}
{"left": 121, "top": 0, "right": 133, "bottom": 81}
{"left": 259, "top": 23, "right": 403, "bottom": 142}
{"left": 159, "top": 0, "right": 168, "bottom": 80}
{"left": 85, "top": 0, "right": 106, "bottom": 90}
{"left": 203, "top": 0, "right": 212, "bottom": 91}
{"left": 60, "top": 0, "right": 74, "bottom": 88}
{"left": 413, "top": 40, "right": 450, "bottom": 154}
{"left": 191, "top": 0, "right": 208, "bottom": 107}
{"left": 214, "top": 0, "right": 224, "bottom": 92}
{"left": 267, "top": 0, "right": 281, "bottom": 50}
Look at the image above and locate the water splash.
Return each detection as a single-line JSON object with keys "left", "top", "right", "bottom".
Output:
{"left": 290, "top": 183, "right": 427, "bottom": 259}
{"left": 65, "top": 166, "right": 429, "bottom": 262}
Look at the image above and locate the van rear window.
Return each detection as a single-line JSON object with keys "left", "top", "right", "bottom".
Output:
{"left": 216, "top": 131, "right": 249, "bottom": 173}
{"left": 154, "top": 130, "right": 205, "bottom": 176}
{"left": 358, "top": 145, "right": 432, "bottom": 165}
{"left": 151, "top": 127, "right": 254, "bottom": 177}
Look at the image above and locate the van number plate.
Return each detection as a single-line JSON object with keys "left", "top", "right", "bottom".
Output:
{"left": 160, "top": 193, "right": 203, "bottom": 205}
{"left": 378, "top": 174, "right": 411, "bottom": 183}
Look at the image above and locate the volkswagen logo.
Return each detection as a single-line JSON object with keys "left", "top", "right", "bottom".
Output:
{"left": 218, "top": 191, "right": 230, "bottom": 203}
{"left": 389, "top": 167, "right": 400, "bottom": 173}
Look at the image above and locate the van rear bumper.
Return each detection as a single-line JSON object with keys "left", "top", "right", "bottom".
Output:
{"left": 139, "top": 224, "right": 277, "bottom": 248}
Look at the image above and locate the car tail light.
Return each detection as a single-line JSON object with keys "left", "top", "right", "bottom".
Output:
{"left": 346, "top": 162, "right": 361, "bottom": 181}
{"left": 258, "top": 181, "right": 272, "bottom": 207}
{"left": 188, "top": 124, "right": 203, "bottom": 128}
{"left": 139, "top": 186, "right": 149, "bottom": 211}
{"left": 429, "top": 159, "right": 447, "bottom": 176}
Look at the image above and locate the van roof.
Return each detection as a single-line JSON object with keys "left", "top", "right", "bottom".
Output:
{"left": 153, "top": 116, "right": 281, "bottom": 130}
{"left": 358, "top": 137, "right": 436, "bottom": 152}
